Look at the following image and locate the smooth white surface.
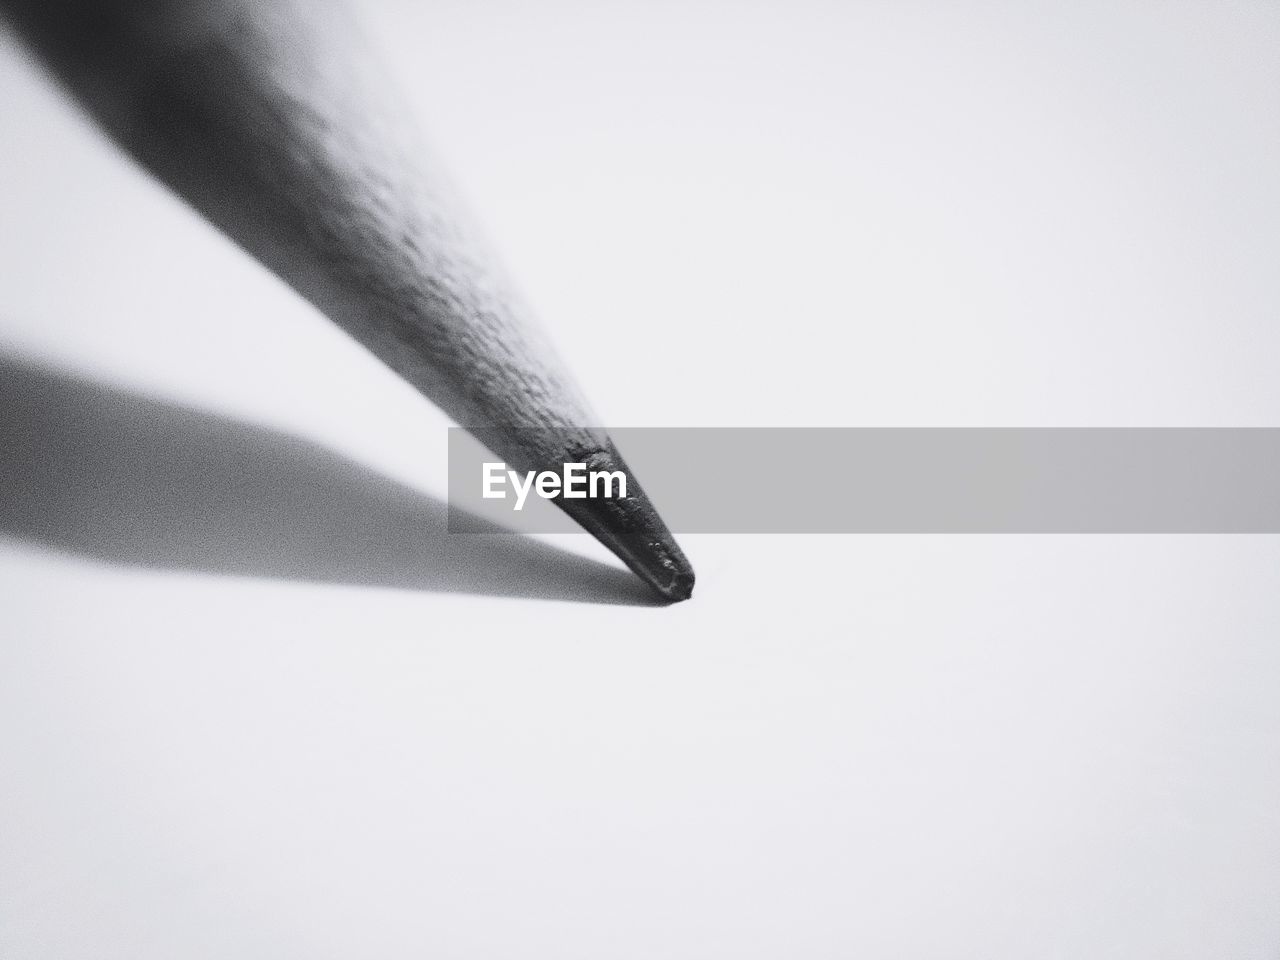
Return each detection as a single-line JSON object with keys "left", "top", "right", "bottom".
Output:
{"left": 3, "top": 2, "right": 1280, "bottom": 957}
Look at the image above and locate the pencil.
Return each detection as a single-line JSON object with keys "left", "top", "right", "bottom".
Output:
{"left": 2, "top": 0, "right": 695, "bottom": 601}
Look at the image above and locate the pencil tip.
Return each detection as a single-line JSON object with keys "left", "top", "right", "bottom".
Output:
{"left": 641, "top": 542, "right": 695, "bottom": 603}
{"left": 553, "top": 447, "right": 694, "bottom": 603}
{"left": 663, "top": 568, "right": 696, "bottom": 603}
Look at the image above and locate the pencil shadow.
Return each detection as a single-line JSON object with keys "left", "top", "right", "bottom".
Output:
{"left": 0, "top": 354, "right": 656, "bottom": 605}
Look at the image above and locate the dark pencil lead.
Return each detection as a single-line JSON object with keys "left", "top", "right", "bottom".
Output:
{"left": 554, "top": 446, "right": 694, "bottom": 603}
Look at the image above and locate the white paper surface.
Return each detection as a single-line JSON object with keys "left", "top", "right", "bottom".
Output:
{"left": 3, "top": 2, "right": 1279, "bottom": 956}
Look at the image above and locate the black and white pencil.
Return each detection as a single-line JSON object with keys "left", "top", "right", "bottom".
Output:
{"left": 2, "top": 0, "right": 695, "bottom": 601}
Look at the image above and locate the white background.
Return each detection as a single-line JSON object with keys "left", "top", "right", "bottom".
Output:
{"left": 2, "top": 1, "right": 1279, "bottom": 956}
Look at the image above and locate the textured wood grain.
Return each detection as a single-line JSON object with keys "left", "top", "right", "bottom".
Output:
{"left": 2, "top": 0, "right": 694, "bottom": 599}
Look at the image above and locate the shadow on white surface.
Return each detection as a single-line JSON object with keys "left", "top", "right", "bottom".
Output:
{"left": 0, "top": 351, "right": 656, "bottom": 605}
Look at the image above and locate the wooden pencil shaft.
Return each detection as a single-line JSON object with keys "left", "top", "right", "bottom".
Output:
{"left": 2, "top": 0, "right": 694, "bottom": 599}
{"left": 8, "top": 0, "right": 593, "bottom": 447}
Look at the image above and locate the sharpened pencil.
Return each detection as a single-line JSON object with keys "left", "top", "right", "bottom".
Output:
{"left": 2, "top": 0, "right": 694, "bottom": 601}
